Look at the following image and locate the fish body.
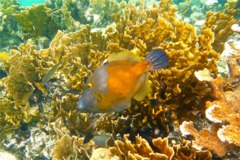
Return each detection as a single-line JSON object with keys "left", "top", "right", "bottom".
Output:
{"left": 78, "top": 49, "right": 169, "bottom": 113}
{"left": 84, "top": 132, "right": 115, "bottom": 147}
{"left": 42, "top": 61, "right": 62, "bottom": 85}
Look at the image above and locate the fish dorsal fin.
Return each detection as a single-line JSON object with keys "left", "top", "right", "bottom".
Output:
{"left": 133, "top": 73, "right": 151, "bottom": 101}
{"left": 108, "top": 50, "right": 141, "bottom": 62}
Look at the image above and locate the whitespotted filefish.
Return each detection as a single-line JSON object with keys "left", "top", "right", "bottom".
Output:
{"left": 78, "top": 49, "right": 169, "bottom": 112}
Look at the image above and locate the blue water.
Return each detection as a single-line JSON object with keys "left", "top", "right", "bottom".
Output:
{"left": 18, "top": 0, "right": 44, "bottom": 6}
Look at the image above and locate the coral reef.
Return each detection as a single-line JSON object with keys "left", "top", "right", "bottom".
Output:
{"left": 52, "top": 134, "right": 94, "bottom": 159}
{"left": 0, "top": 0, "right": 21, "bottom": 51}
{"left": 13, "top": 4, "right": 59, "bottom": 40}
{"left": 0, "top": 26, "right": 108, "bottom": 140}
{"left": 88, "top": 0, "right": 124, "bottom": 27}
{"left": 91, "top": 148, "right": 118, "bottom": 160}
{"left": 201, "top": 9, "right": 237, "bottom": 53}
{"left": 2, "top": 125, "right": 55, "bottom": 159}
{"left": 175, "top": 0, "right": 227, "bottom": 27}
{"left": 52, "top": 117, "right": 95, "bottom": 160}
{"left": 45, "top": 0, "right": 124, "bottom": 30}
{"left": 180, "top": 52, "right": 240, "bottom": 157}
{"left": 180, "top": 121, "right": 227, "bottom": 156}
{"left": 45, "top": 0, "right": 86, "bottom": 31}
{"left": 109, "top": 134, "right": 212, "bottom": 159}
{"left": 101, "top": 0, "right": 222, "bottom": 129}
{"left": 0, "top": 0, "right": 239, "bottom": 159}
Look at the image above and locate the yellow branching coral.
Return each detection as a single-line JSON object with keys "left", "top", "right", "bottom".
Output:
{"left": 89, "top": 0, "right": 123, "bottom": 26}
{"left": 52, "top": 117, "right": 71, "bottom": 139}
{"left": 52, "top": 134, "right": 94, "bottom": 160}
{"left": 0, "top": 24, "right": 110, "bottom": 136}
{"left": 0, "top": 41, "right": 43, "bottom": 134}
{"left": 201, "top": 10, "right": 237, "bottom": 53}
{"left": 52, "top": 117, "right": 95, "bottom": 159}
{"left": 52, "top": 93, "right": 92, "bottom": 134}
{"left": 95, "top": 99, "right": 176, "bottom": 137}
{"left": 50, "top": 28, "right": 108, "bottom": 73}
{"left": 92, "top": 1, "right": 233, "bottom": 145}
{"left": 173, "top": 139, "right": 212, "bottom": 160}
{"left": 0, "top": 98, "right": 21, "bottom": 133}
{"left": 105, "top": 0, "right": 221, "bottom": 117}
{"left": 13, "top": 4, "right": 59, "bottom": 40}
{"left": 152, "top": 137, "right": 174, "bottom": 159}
{"left": 91, "top": 148, "right": 118, "bottom": 160}
{"left": 4, "top": 48, "right": 37, "bottom": 106}
{"left": 110, "top": 134, "right": 161, "bottom": 159}
{"left": 0, "top": 39, "right": 59, "bottom": 135}
{"left": 110, "top": 134, "right": 212, "bottom": 160}
{"left": 92, "top": 1, "right": 238, "bottom": 158}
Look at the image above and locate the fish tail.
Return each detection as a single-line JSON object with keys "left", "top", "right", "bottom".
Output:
{"left": 145, "top": 49, "right": 169, "bottom": 70}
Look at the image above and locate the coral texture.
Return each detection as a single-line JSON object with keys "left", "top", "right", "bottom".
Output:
{"left": 201, "top": 10, "right": 237, "bottom": 53}
{"left": 180, "top": 53, "right": 240, "bottom": 156}
{"left": 13, "top": 5, "right": 59, "bottom": 40}
{"left": 0, "top": 0, "right": 239, "bottom": 159}
{"left": 110, "top": 134, "right": 212, "bottom": 160}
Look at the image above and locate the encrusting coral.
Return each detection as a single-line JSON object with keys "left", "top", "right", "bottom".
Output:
{"left": 180, "top": 121, "right": 227, "bottom": 156}
{"left": 180, "top": 52, "right": 240, "bottom": 157}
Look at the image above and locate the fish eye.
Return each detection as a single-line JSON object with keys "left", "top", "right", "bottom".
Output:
{"left": 87, "top": 83, "right": 92, "bottom": 88}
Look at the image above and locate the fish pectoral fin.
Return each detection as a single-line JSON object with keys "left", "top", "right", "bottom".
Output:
{"left": 111, "top": 98, "right": 131, "bottom": 112}
{"left": 83, "top": 132, "right": 94, "bottom": 144}
{"left": 133, "top": 74, "right": 151, "bottom": 101}
{"left": 108, "top": 50, "right": 141, "bottom": 62}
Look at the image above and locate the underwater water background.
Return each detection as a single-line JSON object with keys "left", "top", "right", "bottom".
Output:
{"left": 18, "top": 0, "right": 44, "bottom": 6}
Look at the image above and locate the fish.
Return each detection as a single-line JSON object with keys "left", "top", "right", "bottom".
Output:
{"left": 83, "top": 132, "right": 95, "bottom": 144}
{"left": 160, "top": 79, "right": 167, "bottom": 99}
{"left": 48, "top": 8, "right": 62, "bottom": 15}
{"left": 78, "top": 49, "right": 169, "bottom": 113}
{"left": 0, "top": 52, "right": 9, "bottom": 62}
{"left": 180, "top": 8, "right": 189, "bottom": 16}
{"left": 41, "top": 61, "right": 62, "bottom": 85}
{"left": 34, "top": 82, "right": 47, "bottom": 94}
{"left": 83, "top": 132, "right": 115, "bottom": 147}
{"left": 33, "top": 61, "right": 62, "bottom": 95}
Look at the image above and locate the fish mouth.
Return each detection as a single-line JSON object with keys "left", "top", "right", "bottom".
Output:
{"left": 77, "top": 97, "right": 85, "bottom": 111}
{"left": 77, "top": 89, "right": 98, "bottom": 112}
